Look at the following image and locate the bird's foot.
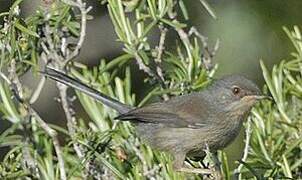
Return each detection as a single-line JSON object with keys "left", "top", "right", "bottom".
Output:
{"left": 177, "top": 167, "right": 213, "bottom": 175}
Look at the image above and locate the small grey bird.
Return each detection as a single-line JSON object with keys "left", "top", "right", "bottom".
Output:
{"left": 43, "top": 67, "right": 268, "bottom": 174}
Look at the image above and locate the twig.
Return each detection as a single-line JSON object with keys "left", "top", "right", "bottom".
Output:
{"left": 57, "top": 82, "right": 85, "bottom": 160}
{"left": 134, "top": 52, "right": 155, "bottom": 77}
{"left": 8, "top": 59, "right": 24, "bottom": 99}
{"left": 5, "top": 64, "right": 38, "bottom": 175}
{"left": 234, "top": 117, "right": 252, "bottom": 179}
{"left": 22, "top": 115, "right": 40, "bottom": 178}
{"left": 8, "top": 61, "right": 33, "bottom": 175}
{"left": 44, "top": 24, "right": 62, "bottom": 64}
{"left": 155, "top": 26, "right": 167, "bottom": 64}
{"left": 154, "top": 25, "right": 167, "bottom": 83}
{"left": 154, "top": 25, "right": 169, "bottom": 100}
{"left": 189, "top": 27, "right": 220, "bottom": 70}
{"left": 62, "top": 0, "right": 92, "bottom": 66}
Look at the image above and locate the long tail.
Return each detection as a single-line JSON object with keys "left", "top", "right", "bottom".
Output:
{"left": 42, "top": 67, "right": 133, "bottom": 114}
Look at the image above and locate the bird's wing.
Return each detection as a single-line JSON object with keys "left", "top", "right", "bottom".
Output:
{"left": 116, "top": 93, "right": 210, "bottom": 128}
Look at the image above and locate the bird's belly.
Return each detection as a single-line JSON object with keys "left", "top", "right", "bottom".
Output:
{"left": 136, "top": 124, "right": 209, "bottom": 153}
{"left": 136, "top": 119, "right": 243, "bottom": 158}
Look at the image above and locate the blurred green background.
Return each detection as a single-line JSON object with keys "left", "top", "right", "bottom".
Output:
{"left": 1, "top": 0, "right": 302, "bottom": 169}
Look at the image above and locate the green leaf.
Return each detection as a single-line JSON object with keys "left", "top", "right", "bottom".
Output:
{"left": 160, "top": 18, "right": 187, "bottom": 29}
{"left": 179, "top": 0, "right": 189, "bottom": 20}
{"left": 14, "top": 21, "right": 39, "bottom": 38}
{"left": 198, "top": 0, "right": 217, "bottom": 20}
{"left": 220, "top": 151, "right": 230, "bottom": 180}
{"left": 99, "top": 54, "right": 133, "bottom": 74}
{"left": 0, "top": 81, "right": 20, "bottom": 123}
{"left": 239, "top": 160, "right": 262, "bottom": 179}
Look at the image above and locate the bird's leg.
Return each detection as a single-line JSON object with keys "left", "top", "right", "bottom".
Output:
{"left": 173, "top": 152, "right": 213, "bottom": 175}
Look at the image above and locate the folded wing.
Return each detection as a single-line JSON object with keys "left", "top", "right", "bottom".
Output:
{"left": 116, "top": 93, "right": 210, "bottom": 129}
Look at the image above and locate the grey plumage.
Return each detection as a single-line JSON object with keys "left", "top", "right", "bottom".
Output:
{"left": 43, "top": 67, "right": 265, "bottom": 170}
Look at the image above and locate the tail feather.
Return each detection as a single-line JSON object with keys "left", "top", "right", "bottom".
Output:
{"left": 42, "top": 67, "right": 133, "bottom": 114}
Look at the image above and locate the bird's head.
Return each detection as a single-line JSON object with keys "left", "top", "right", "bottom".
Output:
{"left": 207, "top": 75, "right": 271, "bottom": 115}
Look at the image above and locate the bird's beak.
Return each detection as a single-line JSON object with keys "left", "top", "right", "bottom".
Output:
{"left": 242, "top": 94, "right": 273, "bottom": 103}
{"left": 253, "top": 95, "right": 273, "bottom": 100}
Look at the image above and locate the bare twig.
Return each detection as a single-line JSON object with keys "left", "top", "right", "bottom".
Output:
{"left": 62, "top": 0, "right": 92, "bottom": 66}
{"left": 3, "top": 66, "right": 39, "bottom": 176}
{"left": 168, "top": 8, "right": 219, "bottom": 79}
{"left": 57, "top": 82, "right": 85, "bottom": 159}
{"left": 234, "top": 117, "right": 252, "bottom": 179}
{"left": 154, "top": 26, "right": 167, "bottom": 64}
{"left": 154, "top": 25, "right": 167, "bottom": 83}
{"left": 134, "top": 52, "right": 155, "bottom": 77}
{"left": 154, "top": 25, "right": 169, "bottom": 100}
{"left": 44, "top": 24, "right": 62, "bottom": 64}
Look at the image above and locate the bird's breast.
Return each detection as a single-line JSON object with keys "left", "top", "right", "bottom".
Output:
{"left": 207, "top": 114, "right": 245, "bottom": 151}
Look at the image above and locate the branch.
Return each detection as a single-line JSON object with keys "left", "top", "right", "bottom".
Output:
{"left": 57, "top": 82, "right": 85, "bottom": 160}
{"left": 154, "top": 25, "right": 167, "bottom": 83}
{"left": 154, "top": 25, "right": 169, "bottom": 100}
{"left": 62, "top": 0, "right": 92, "bottom": 66}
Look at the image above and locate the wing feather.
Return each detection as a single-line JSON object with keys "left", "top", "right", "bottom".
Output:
{"left": 116, "top": 93, "right": 210, "bottom": 129}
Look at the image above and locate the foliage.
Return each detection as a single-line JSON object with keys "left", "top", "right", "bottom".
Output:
{"left": 0, "top": 0, "right": 301, "bottom": 180}
{"left": 237, "top": 26, "right": 302, "bottom": 179}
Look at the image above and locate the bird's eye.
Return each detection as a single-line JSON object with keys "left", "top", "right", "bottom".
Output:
{"left": 232, "top": 86, "right": 241, "bottom": 95}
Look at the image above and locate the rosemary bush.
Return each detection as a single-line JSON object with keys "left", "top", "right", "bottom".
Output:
{"left": 0, "top": 0, "right": 301, "bottom": 179}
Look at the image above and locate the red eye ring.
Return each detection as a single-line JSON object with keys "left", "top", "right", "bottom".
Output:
{"left": 232, "top": 86, "right": 240, "bottom": 95}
